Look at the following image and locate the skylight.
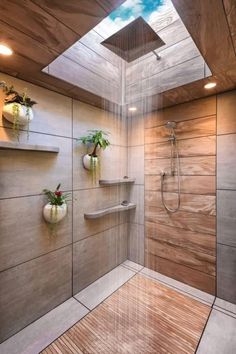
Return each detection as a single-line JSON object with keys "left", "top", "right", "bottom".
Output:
{"left": 94, "top": 0, "right": 165, "bottom": 38}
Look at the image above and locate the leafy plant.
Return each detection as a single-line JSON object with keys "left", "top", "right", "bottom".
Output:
{"left": 77, "top": 130, "right": 110, "bottom": 182}
{"left": 2, "top": 84, "right": 37, "bottom": 140}
{"left": 43, "top": 184, "right": 70, "bottom": 206}
{"left": 78, "top": 130, "right": 110, "bottom": 157}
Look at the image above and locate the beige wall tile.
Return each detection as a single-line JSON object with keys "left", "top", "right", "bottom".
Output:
{"left": 0, "top": 73, "right": 72, "bottom": 137}
{"left": 0, "top": 196, "right": 72, "bottom": 272}
{"left": 128, "top": 223, "right": 145, "bottom": 265}
{"left": 73, "top": 100, "right": 127, "bottom": 146}
{"left": 73, "top": 224, "right": 128, "bottom": 293}
{"left": 128, "top": 145, "right": 144, "bottom": 185}
{"left": 127, "top": 185, "right": 144, "bottom": 225}
{"left": 0, "top": 246, "right": 72, "bottom": 342}
{"left": 73, "top": 186, "right": 127, "bottom": 242}
{"left": 73, "top": 142, "right": 127, "bottom": 189}
{"left": 0, "top": 127, "right": 72, "bottom": 198}
{"left": 217, "top": 90, "right": 236, "bottom": 135}
{"left": 127, "top": 114, "right": 144, "bottom": 146}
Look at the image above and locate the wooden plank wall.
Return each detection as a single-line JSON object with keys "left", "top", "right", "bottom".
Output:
{"left": 144, "top": 96, "right": 216, "bottom": 294}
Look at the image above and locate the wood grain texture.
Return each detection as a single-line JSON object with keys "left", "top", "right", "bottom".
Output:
{"left": 145, "top": 206, "right": 215, "bottom": 236}
{"left": 42, "top": 274, "right": 211, "bottom": 354}
{"left": 145, "top": 175, "right": 216, "bottom": 195}
{"left": 145, "top": 136, "right": 216, "bottom": 159}
{"left": 223, "top": 0, "right": 236, "bottom": 54}
{"left": 146, "top": 221, "right": 215, "bottom": 256}
{"left": 145, "top": 254, "right": 215, "bottom": 294}
{"left": 145, "top": 155, "right": 215, "bottom": 176}
{"left": 217, "top": 90, "right": 236, "bottom": 135}
{"left": 145, "top": 116, "right": 216, "bottom": 144}
{"left": 144, "top": 96, "right": 216, "bottom": 128}
{"left": 146, "top": 238, "right": 215, "bottom": 275}
{"left": 145, "top": 191, "right": 216, "bottom": 215}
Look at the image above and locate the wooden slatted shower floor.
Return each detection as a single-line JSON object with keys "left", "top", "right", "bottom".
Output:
{"left": 41, "top": 274, "right": 211, "bottom": 354}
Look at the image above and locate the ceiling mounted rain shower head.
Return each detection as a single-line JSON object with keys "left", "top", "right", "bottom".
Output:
{"left": 101, "top": 17, "right": 165, "bottom": 63}
{"left": 165, "top": 121, "right": 177, "bottom": 129}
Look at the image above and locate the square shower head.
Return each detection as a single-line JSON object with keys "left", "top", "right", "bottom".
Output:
{"left": 101, "top": 16, "right": 165, "bottom": 63}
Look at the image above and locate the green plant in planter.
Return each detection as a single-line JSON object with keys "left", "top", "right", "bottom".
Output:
{"left": 2, "top": 84, "right": 37, "bottom": 141}
{"left": 43, "top": 184, "right": 70, "bottom": 224}
{"left": 77, "top": 130, "right": 110, "bottom": 181}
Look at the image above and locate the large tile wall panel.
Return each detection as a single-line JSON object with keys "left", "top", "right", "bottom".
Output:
{"left": 73, "top": 186, "right": 127, "bottom": 242}
{"left": 0, "top": 73, "right": 72, "bottom": 137}
{"left": 217, "top": 90, "right": 236, "bottom": 304}
{"left": 217, "top": 244, "right": 236, "bottom": 304}
{"left": 0, "top": 128, "right": 72, "bottom": 198}
{"left": 217, "top": 190, "right": 236, "bottom": 248}
{"left": 217, "top": 134, "right": 236, "bottom": 190}
{"left": 0, "top": 196, "right": 72, "bottom": 271}
{"left": 73, "top": 224, "right": 128, "bottom": 293}
{"left": 0, "top": 246, "right": 72, "bottom": 342}
{"left": 127, "top": 114, "right": 145, "bottom": 266}
{"left": 144, "top": 98, "right": 216, "bottom": 294}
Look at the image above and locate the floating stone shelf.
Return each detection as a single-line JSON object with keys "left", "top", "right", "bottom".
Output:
{"left": 0, "top": 141, "right": 59, "bottom": 153}
{"left": 99, "top": 177, "right": 135, "bottom": 185}
{"left": 84, "top": 203, "right": 136, "bottom": 219}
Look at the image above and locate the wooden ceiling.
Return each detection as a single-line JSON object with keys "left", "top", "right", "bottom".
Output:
{"left": 0, "top": 0, "right": 236, "bottom": 115}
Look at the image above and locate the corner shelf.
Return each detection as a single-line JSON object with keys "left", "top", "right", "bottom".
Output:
{"left": 0, "top": 141, "right": 59, "bottom": 153}
{"left": 84, "top": 203, "right": 136, "bottom": 219}
{"left": 99, "top": 177, "right": 135, "bottom": 186}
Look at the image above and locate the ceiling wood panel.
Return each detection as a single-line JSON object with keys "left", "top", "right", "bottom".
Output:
{"left": 126, "top": 56, "right": 205, "bottom": 104}
{"left": 0, "top": 0, "right": 79, "bottom": 53}
{"left": 223, "top": 0, "right": 236, "bottom": 54}
{"left": 31, "top": 0, "right": 108, "bottom": 37}
{"left": 48, "top": 55, "right": 120, "bottom": 104}
{"left": 126, "top": 37, "right": 200, "bottom": 84}
{"left": 64, "top": 41, "right": 120, "bottom": 85}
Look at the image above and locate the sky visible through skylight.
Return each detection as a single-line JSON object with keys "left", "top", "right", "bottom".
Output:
{"left": 94, "top": 0, "right": 166, "bottom": 38}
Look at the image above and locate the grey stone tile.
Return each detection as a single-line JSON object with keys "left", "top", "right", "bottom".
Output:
{"left": 127, "top": 185, "right": 144, "bottom": 225}
{"left": 217, "top": 190, "right": 236, "bottom": 247}
{"left": 122, "top": 260, "right": 144, "bottom": 272}
{"left": 73, "top": 186, "right": 127, "bottom": 242}
{"left": 197, "top": 309, "right": 236, "bottom": 354}
{"left": 127, "top": 114, "right": 144, "bottom": 146}
{"left": 0, "top": 246, "right": 72, "bottom": 342}
{"left": 217, "top": 90, "right": 236, "bottom": 135}
{"left": 214, "top": 297, "right": 236, "bottom": 315}
{"left": 74, "top": 265, "right": 135, "bottom": 310}
{"left": 217, "top": 134, "right": 236, "bottom": 190}
{"left": 0, "top": 298, "right": 88, "bottom": 354}
{"left": 217, "top": 244, "right": 236, "bottom": 304}
{"left": 73, "top": 224, "right": 128, "bottom": 293}
{"left": 0, "top": 73, "right": 72, "bottom": 137}
{"left": 128, "top": 223, "right": 145, "bottom": 266}
{"left": 73, "top": 142, "right": 127, "bottom": 189}
{"left": 73, "top": 100, "right": 127, "bottom": 146}
{"left": 128, "top": 145, "right": 144, "bottom": 185}
{"left": 0, "top": 195, "right": 72, "bottom": 272}
{"left": 141, "top": 267, "right": 215, "bottom": 305}
{"left": 0, "top": 128, "right": 72, "bottom": 198}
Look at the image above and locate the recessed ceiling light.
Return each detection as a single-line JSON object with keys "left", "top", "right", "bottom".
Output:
{"left": 128, "top": 107, "right": 137, "bottom": 112}
{"left": 204, "top": 82, "right": 216, "bottom": 89}
{"left": 0, "top": 44, "right": 13, "bottom": 56}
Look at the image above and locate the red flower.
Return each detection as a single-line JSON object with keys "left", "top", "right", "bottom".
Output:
{"left": 55, "top": 191, "right": 62, "bottom": 197}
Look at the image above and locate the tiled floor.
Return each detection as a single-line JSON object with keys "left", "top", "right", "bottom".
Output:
{"left": 1, "top": 260, "right": 236, "bottom": 354}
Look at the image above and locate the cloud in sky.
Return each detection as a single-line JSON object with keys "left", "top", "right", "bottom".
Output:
{"left": 94, "top": 0, "right": 166, "bottom": 38}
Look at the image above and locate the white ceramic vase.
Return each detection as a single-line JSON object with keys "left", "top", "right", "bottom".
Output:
{"left": 83, "top": 154, "right": 99, "bottom": 170}
{"left": 43, "top": 203, "right": 67, "bottom": 224}
{"left": 3, "top": 102, "right": 33, "bottom": 125}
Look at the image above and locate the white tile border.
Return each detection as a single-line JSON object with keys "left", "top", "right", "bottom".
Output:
{"left": 0, "top": 298, "right": 88, "bottom": 354}
{"left": 140, "top": 267, "right": 215, "bottom": 306}
{"left": 74, "top": 265, "right": 135, "bottom": 310}
{"left": 214, "top": 297, "right": 236, "bottom": 318}
{"left": 121, "top": 260, "right": 144, "bottom": 272}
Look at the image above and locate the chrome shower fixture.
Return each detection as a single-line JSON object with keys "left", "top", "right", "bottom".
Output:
{"left": 160, "top": 120, "right": 180, "bottom": 213}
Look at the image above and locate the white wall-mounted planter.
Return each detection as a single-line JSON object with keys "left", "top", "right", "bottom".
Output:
{"left": 43, "top": 203, "right": 67, "bottom": 224}
{"left": 83, "top": 154, "right": 99, "bottom": 170}
{"left": 3, "top": 103, "right": 34, "bottom": 126}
